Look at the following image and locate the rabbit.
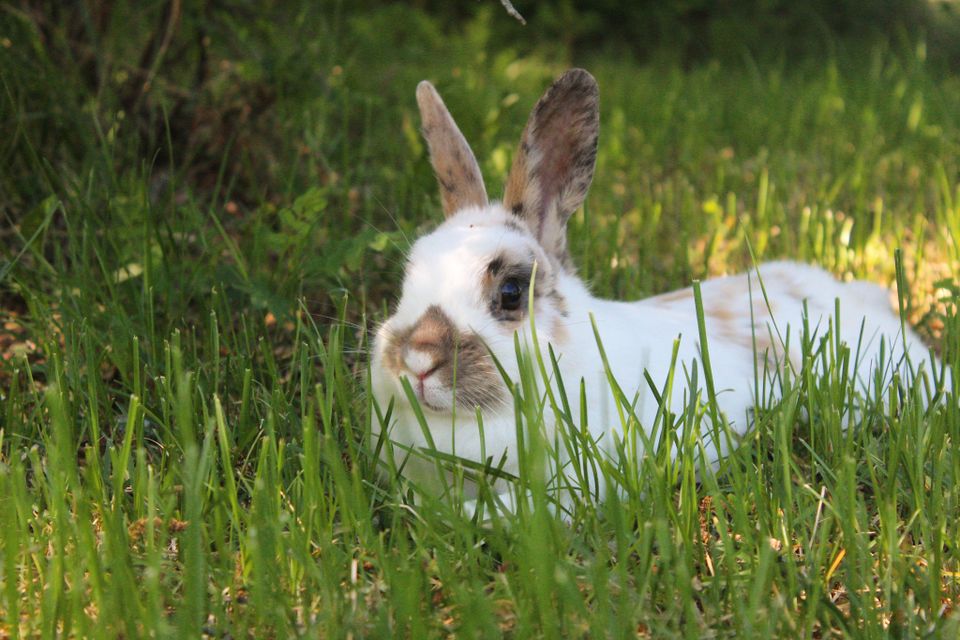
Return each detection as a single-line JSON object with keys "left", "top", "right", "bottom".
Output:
{"left": 370, "top": 68, "right": 949, "bottom": 512}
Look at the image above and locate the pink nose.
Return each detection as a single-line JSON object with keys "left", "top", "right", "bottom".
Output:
{"left": 403, "top": 347, "right": 443, "bottom": 382}
{"left": 414, "top": 362, "right": 441, "bottom": 381}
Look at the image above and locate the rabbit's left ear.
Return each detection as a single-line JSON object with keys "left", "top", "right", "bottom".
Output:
{"left": 503, "top": 69, "right": 599, "bottom": 269}
{"left": 417, "top": 81, "right": 489, "bottom": 217}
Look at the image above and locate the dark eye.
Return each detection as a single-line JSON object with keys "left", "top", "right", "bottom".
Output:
{"left": 499, "top": 278, "right": 523, "bottom": 311}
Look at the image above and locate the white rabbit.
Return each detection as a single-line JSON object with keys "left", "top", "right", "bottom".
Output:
{"left": 370, "top": 69, "right": 948, "bottom": 509}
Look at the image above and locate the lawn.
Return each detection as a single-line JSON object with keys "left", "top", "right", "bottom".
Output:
{"left": 2, "top": 3, "right": 960, "bottom": 637}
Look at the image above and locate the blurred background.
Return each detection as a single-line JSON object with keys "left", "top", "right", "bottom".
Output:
{"left": 3, "top": 0, "right": 960, "bottom": 347}
{"left": 5, "top": 6, "right": 960, "bottom": 636}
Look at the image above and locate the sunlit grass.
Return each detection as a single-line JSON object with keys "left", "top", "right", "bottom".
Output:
{"left": 2, "top": 5, "right": 960, "bottom": 637}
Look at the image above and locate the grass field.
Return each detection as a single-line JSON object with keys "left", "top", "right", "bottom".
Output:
{"left": 2, "top": 3, "right": 960, "bottom": 637}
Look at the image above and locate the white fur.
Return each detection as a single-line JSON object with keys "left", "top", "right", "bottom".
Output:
{"left": 373, "top": 70, "right": 950, "bottom": 511}
{"left": 371, "top": 204, "right": 949, "bottom": 506}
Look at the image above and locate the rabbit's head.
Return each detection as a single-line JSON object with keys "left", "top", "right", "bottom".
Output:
{"left": 371, "top": 69, "right": 599, "bottom": 416}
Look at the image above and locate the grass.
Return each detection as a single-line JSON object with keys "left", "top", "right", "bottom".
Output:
{"left": 2, "top": 3, "right": 960, "bottom": 637}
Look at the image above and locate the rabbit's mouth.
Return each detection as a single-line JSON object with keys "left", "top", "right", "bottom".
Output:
{"left": 409, "top": 372, "right": 451, "bottom": 413}
{"left": 381, "top": 306, "right": 508, "bottom": 412}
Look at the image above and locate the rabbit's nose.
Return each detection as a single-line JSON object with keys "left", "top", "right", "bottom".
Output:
{"left": 403, "top": 348, "right": 442, "bottom": 380}
{"left": 400, "top": 304, "right": 455, "bottom": 378}
{"left": 406, "top": 305, "right": 455, "bottom": 351}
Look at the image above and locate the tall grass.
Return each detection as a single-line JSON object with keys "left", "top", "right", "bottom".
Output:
{"left": 2, "top": 3, "right": 960, "bottom": 637}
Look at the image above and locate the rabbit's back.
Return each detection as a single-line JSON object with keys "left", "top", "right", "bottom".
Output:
{"left": 641, "top": 260, "right": 932, "bottom": 390}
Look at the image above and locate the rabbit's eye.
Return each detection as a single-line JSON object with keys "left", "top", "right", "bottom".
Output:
{"left": 499, "top": 278, "right": 523, "bottom": 311}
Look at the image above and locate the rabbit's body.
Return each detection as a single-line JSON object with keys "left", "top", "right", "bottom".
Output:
{"left": 370, "top": 70, "right": 946, "bottom": 505}
{"left": 372, "top": 207, "right": 936, "bottom": 499}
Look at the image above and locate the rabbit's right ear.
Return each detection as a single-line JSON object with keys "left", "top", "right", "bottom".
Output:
{"left": 417, "top": 81, "right": 488, "bottom": 217}
{"left": 503, "top": 69, "right": 599, "bottom": 270}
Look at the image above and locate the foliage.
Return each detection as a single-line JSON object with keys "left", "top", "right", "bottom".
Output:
{"left": 1, "top": 1, "right": 960, "bottom": 637}
{"left": 413, "top": 0, "right": 955, "bottom": 61}
{"left": 528, "top": 0, "right": 933, "bottom": 57}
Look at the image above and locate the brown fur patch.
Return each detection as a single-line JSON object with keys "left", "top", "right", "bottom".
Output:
{"left": 503, "top": 69, "right": 599, "bottom": 272}
{"left": 551, "top": 316, "right": 570, "bottom": 345}
{"left": 777, "top": 272, "right": 807, "bottom": 303}
{"left": 383, "top": 322, "right": 414, "bottom": 377}
{"left": 702, "top": 299, "right": 794, "bottom": 371}
{"left": 705, "top": 301, "right": 735, "bottom": 325}
{"left": 439, "top": 333, "right": 504, "bottom": 411}
{"left": 648, "top": 287, "right": 694, "bottom": 306}
{"left": 503, "top": 217, "right": 527, "bottom": 233}
{"left": 417, "top": 81, "right": 488, "bottom": 217}
{"left": 385, "top": 305, "right": 506, "bottom": 411}
{"left": 408, "top": 305, "right": 457, "bottom": 356}
{"left": 547, "top": 288, "right": 569, "bottom": 318}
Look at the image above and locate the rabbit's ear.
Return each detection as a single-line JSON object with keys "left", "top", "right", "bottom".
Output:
{"left": 503, "top": 69, "right": 599, "bottom": 268}
{"left": 417, "top": 81, "right": 488, "bottom": 217}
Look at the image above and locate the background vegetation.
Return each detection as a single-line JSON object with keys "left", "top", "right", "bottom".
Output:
{"left": 2, "top": 1, "right": 959, "bottom": 636}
